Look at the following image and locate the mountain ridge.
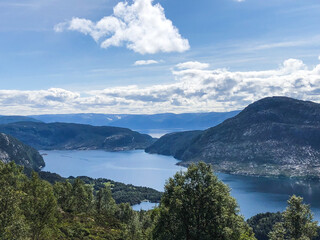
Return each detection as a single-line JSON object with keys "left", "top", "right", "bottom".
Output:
{"left": 0, "top": 132, "right": 45, "bottom": 169}
{"left": 146, "top": 97, "right": 320, "bottom": 178}
{"left": 0, "top": 122, "right": 155, "bottom": 151}
{"left": 29, "top": 111, "right": 240, "bottom": 132}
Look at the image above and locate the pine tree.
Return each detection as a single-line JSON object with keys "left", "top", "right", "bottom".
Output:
{"left": 53, "top": 181, "right": 73, "bottom": 212}
{"left": 71, "top": 178, "right": 93, "bottom": 214}
{"left": 22, "top": 172, "right": 58, "bottom": 240}
{"left": 269, "top": 195, "right": 318, "bottom": 240}
{"left": 96, "top": 184, "right": 117, "bottom": 216}
{"left": 269, "top": 222, "right": 286, "bottom": 240}
{"left": 0, "top": 162, "right": 29, "bottom": 240}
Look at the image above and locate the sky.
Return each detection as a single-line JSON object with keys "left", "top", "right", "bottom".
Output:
{"left": 0, "top": 0, "right": 319, "bottom": 115}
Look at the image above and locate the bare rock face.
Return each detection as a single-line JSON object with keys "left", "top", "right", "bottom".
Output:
{"left": 0, "top": 133, "right": 45, "bottom": 170}
{"left": 147, "top": 97, "right": 320, "bottom": 178}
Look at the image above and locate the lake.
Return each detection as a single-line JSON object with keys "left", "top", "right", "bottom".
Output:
{"left": 42, "top": 150, "right": 320, "bottom": 221}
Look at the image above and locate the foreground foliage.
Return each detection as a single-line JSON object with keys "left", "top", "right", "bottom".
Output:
{"left": 269, "top": 195, "right": 318, "bottom": 240}
{"left": 153, "top": 162, "right": 256, "bottom": 240}
{"left": 1, "top": 161, "right": 319, "bottom": 240}
{"left": 248, "top": 199, "right": 319, "bottom": 240}
{"left": 247, "top": 212, "right": 283, "bottom": 240}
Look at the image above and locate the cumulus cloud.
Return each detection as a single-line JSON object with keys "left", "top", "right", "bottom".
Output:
{"left": 0, "top": 58, "right": 320, "bottom": 115}
{"left": 134, "top": 60, "right": 159, "bottom": 66}
{"left": 54, "top": 0, "right": 190, "bottom": 54}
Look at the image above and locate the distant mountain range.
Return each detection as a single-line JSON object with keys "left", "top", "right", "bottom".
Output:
{"left": 0, "top": 133, "right": 44, "bottom": 169}
{"left": 0, "top": 122, "right": 155, "bottom": 151}
{"left": 146, "top": 97, "right": 320, "bottom": 178}
{"left": 29, "top": 111, "right": 240, "bottom": 133}
{"left": 0, "top": 115, "right": 41, "bottom": 124}
{"left": 2, "top": 96, "right": 320, "bottom": 178}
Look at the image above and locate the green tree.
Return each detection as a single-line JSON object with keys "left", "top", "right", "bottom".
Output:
{"left": 269, "top": 222, "right": 286, "bottom": 240}
{"left": 71, "top": 178, "right": 93, "bottom": 214}
{"left": 247, "top": 212, "right": 282, "bottom": 240}
{"left": 153, "top": 162, "right": 255, "bottom": 240}
{"left": 53, "top": 181, "right": 73, "bottom": 212}
{"left": 96, "top": 184, "right": 117, "bottom": 216}
{"left": 269, "top": 195, "right": 318, "bottom": 240}
{"left": 22, "top": 172, "right": 58, "bottom": 240}
{"left": 0, "top": 162, "right": 29, "bottom": 240}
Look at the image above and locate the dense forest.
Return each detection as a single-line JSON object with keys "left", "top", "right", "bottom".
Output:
{"left": 0, "top": 161, "right": 319, "bottom": 240}
{"left": 23, "top": 169, "right": 162, "bottom": 206}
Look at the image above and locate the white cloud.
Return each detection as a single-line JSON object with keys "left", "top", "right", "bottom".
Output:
{"left": 54, "top": 0, "right": 190, "bottom": 54}
{"left": 134, "top": 60, "right": 159, "bottom": 66}
{"left": 0, "top": 58, "right": 319, "bottom": 115}
{"left": 176, "top": 61, "right": 210, "bottom": 70}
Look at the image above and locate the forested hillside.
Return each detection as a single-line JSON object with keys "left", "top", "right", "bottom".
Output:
{"left": 27, "top": 169, "right": 162, "bottom": 205}
{"left": 147, "top": 97, "right": 320, "bottom": 178}
{"left": 0, "top": 122, "right": 155, "bottom": 151}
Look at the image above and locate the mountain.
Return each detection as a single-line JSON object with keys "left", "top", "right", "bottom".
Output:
{"left": 0, "top": 133, "right": 45, "bottom": 169}
{"left": 0, "top": 116, "right": 41, "bottom": 124}
{"left": 145, "top": 130, "right": 203, "bottom": 157}
{"left": 146, "top": 97, "right": 320, "bottom": 178}
{"left": 0, "top": 122, "right": 155, "bottom": 151}
{"left": 30, "top": 111, "right": 240, "bottom": 133}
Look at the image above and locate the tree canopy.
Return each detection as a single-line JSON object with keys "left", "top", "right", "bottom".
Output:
{"left": 269, "top": 195, "right": 318, "bottom": 240}
{"left": 153, "top": 162, "right": 256, "bottom": 240}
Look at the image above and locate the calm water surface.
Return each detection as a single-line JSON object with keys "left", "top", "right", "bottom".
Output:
{"left": 42, "top": 150, "right": 184, "bottom": 191}
{"left": 42, "top": 150, "right": 320, "bottom": 220}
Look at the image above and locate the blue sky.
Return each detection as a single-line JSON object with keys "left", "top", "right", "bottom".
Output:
{"left": 0, "top": 0, "right": 320, "bottom": 114}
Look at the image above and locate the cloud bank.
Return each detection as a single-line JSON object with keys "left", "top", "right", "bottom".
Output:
{"left": 54, "top": 0, "right": 190, "bottom": 54}
{"left": 0, "top": 58, "right": 319, "bottom": 115}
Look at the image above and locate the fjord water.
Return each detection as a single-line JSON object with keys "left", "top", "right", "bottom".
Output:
{"left": 42, "top": 150, "right": 320, "bottom": 220}
{"left": 42, "top": 150, "right": 184, "bottom": 192}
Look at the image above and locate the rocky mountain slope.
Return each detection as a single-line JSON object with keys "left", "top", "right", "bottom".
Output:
{"left": 0, "top": 133, "right": 44, "bottom": 169}
{"left": 0, "top": 122, "right": 155, "bottom": 151}
{"left": 146, "top": 97, "right": 320, "bottom": 178}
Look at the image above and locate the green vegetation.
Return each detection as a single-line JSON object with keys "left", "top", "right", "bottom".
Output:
{"left": 153, "top": 162, "right": 256, "bottom": 240}
{"left": 0, "top": 161, "right": 319, "bottom": 240}
{"left": 247, "top": 212, "right": 283, "bottom": 240}
{"left": 248, "top": 199, "right": 320, "bottom": 240}
{"left": 23, "top": 168, "right": 163, "bottom": 206}
{"left": 75, "top": 176, "right": 162, "bottom": 205}
{"left": 0, "top": 161, "right": 154, "bottom": 239}
{"left": 269, "top": 195, "right": 318, "bottom": 240}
